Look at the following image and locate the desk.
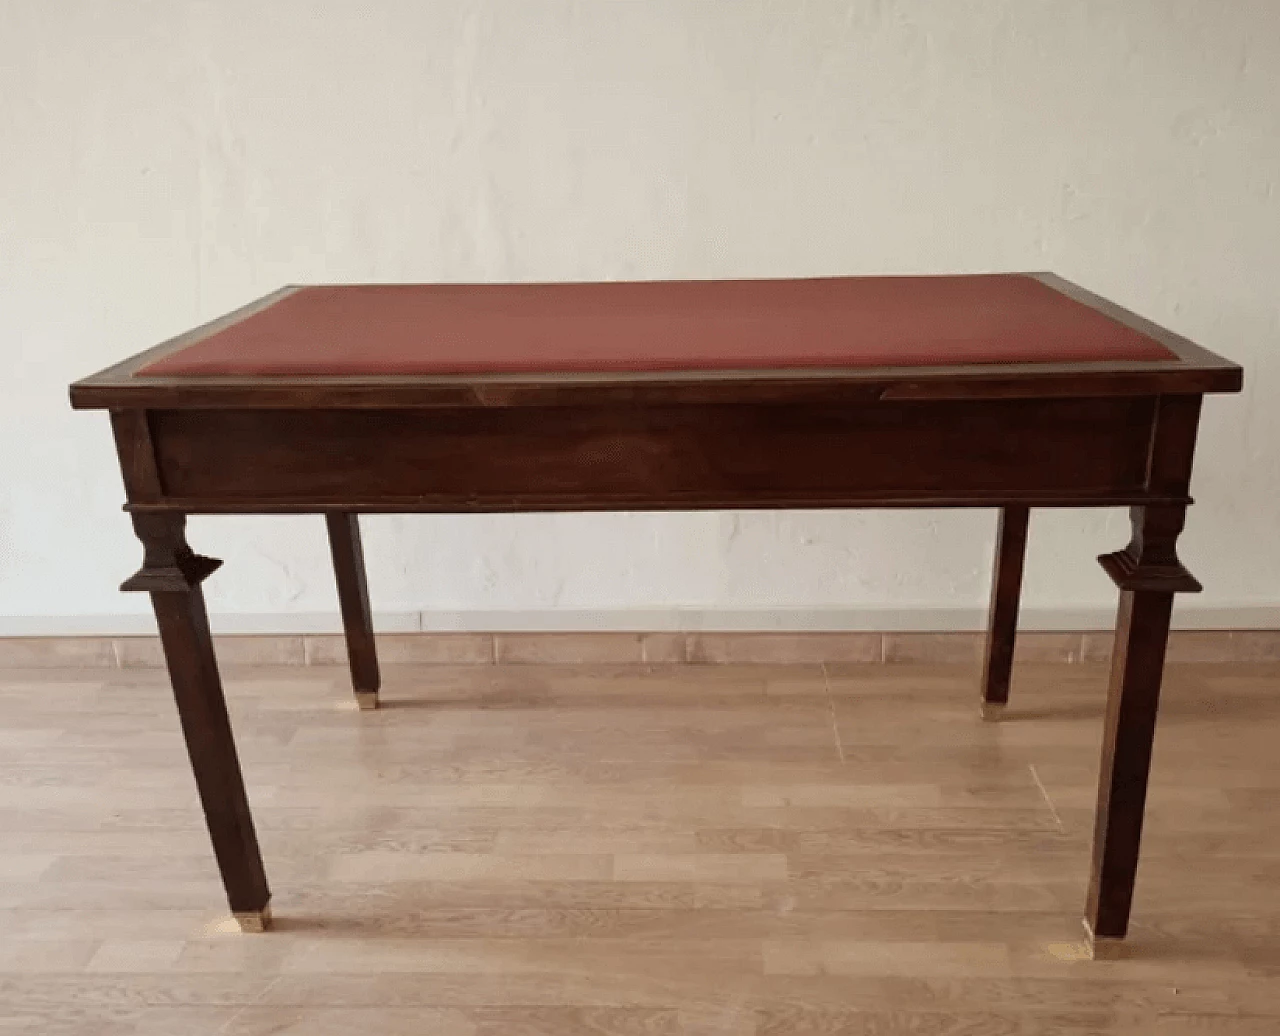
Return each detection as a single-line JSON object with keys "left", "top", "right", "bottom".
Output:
{"left": 71, "top": 273, "right": 1241, "bottom": 955}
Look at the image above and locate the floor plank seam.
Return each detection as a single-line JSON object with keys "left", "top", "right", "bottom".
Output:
{"left": 1028, "top": 763, "right": 1066, "bottom": 833}
{"left": 818, "top": 662, "right": 846, "bottom": 764}
{"left": 214, "top": 975, "right": 280, "bottom": 1035}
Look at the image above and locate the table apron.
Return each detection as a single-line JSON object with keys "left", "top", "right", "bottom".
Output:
{"left": 120, "top": 396, "right": 1163, "bottom": 512}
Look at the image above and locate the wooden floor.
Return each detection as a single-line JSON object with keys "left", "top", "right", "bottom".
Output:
{"left": 2, "top": 660, "right": 1279, "bottom": 1034}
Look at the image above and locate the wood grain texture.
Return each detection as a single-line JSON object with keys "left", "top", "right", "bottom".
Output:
{"left": 140, "top": 396, "right": 1160, "bottom": 513}
{"left": 109, "top": 410, "right": 166, "bottom": 505}
{"left": 3, "top": 661, "right": 1280, "bottom": 1034}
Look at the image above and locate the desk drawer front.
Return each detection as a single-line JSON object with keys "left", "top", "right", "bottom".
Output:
{"left": 146, "top": 397, "right": 1157, "bottom": 510}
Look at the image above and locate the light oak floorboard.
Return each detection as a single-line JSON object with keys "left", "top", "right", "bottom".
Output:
{"left": 2, "top": 661, "right": 1279, "bottom": 1034}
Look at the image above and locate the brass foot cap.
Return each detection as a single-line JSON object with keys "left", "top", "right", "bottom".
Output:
{"left": 355, "top": 691, "right": 380, "bottom": 711}
{"left": 1082, "top": 919, "right": 1125, "bottom": 960}
{"left": 233, "top": 905, "right": 272, "bottom": 933}
{"left": 980, "top": 702, "right": 1007, "bottom": 722}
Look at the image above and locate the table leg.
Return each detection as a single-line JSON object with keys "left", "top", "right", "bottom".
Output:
{"left": 1087, "top": 504, "right": 1200, "bottom": 957}
{"left": 124, "top": 513, "right": 271, "bottom": 931}
{"left": 980, "top": 505, "right": 1029, "bottom": 720}
{"left": 325, "top": 512, "right": 381, "bottom": 710}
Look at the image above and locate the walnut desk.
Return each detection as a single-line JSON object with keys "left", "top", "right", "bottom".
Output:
{"left": 70, "top": 274, "right": 1242, "bottom": 955}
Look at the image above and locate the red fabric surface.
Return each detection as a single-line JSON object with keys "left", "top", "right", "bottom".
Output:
{"left": 138, "top": 275, "right": 1173, "bottom": 378}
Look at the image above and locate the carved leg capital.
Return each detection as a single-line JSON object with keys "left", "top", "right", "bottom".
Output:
{"left": 1098, "top": 505, "right": 1201, "bottom": 594}
{"left": 122, "top": 513, "right": 222, "bottom": 592}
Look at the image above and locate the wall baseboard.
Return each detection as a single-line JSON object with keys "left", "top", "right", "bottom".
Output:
{"left": 3, "top": 604, "right": 1280, "bottom": 638}
{"left": 2, "top": 628, "right": 1278, "bottom": 669}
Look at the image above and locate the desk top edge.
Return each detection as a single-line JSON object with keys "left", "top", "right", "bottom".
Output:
{"left": 69, "top": 273, "right": 1244, "bottom": 409}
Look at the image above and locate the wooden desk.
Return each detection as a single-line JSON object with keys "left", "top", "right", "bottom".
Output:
{"left": 70, "top": 273, "right": 1242, "bottom": 955}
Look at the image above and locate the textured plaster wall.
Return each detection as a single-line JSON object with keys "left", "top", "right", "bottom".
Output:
{"left": 1, "top": 1, "right": 1278, "bottom": 632}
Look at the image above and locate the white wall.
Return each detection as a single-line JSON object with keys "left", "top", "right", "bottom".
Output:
{"left": 2, "top": 1, "right": 1278, "bottom": 634}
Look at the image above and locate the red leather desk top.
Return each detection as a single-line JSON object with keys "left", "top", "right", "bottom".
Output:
{"left": 139, "top": 275, "right": 1174, "bottom": 378}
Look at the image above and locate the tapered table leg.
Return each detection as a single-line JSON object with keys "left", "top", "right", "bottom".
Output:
{"left": 980, "top": 505, "right": 1029, "bottom": 721}
{"left": 1085, "top": 588, "right": 1174, "bottom": 956}
{"left": 125, "top": 514, "right": 271, "bottom": 931}
{"left": 325, "top": 512, "right": 381, "bottom": 710}
{"left": 1087, "top": 503, "right": 1201, "bottom": 957}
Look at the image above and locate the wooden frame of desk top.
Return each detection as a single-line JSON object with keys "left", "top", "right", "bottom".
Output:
{"left": 71, "top": 273, "right": 1242, "bottom": 956}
